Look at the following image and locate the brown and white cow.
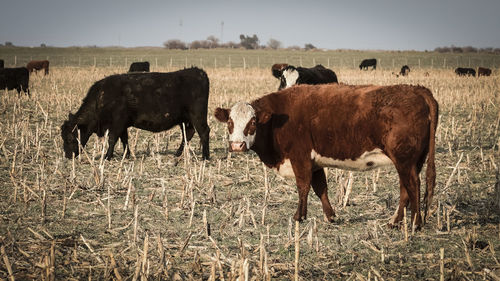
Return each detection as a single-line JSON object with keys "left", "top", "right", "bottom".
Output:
{"left": 215, "top": 84, "right": 438, "bottom": 228}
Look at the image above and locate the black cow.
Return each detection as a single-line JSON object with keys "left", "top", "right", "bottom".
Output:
{"left": 0, "top": 59, "right": 4, "bottom": 68}
{"left": 61, "top": 67, "right": 210, "bottom": 160}
{"left": 128, "top": 61, "right": 150, "bottom": 72}
{"left": 277, "top": 64, "right": 338, "bottom": 90}
{"left": 455, "top": 67, "right": 476, "bottom": 77}
{"left": 0, "top": 67, "right": 30, "bottom": 96}
{"left": 400, "top": 65, "right": 410, "bottom": 76}
{"left": 359, "top": 59, "right": 377, "bottom": 70}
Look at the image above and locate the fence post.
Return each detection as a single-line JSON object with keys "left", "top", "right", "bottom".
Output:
{"left": 155, "top": 58, "right": 158, "bottom": 69}
{"left": 312, "top": 58, "right": 316, "bottom": 66}
{"left": 214, "top": 57, "right": 217, "bottom": 68}
{"left": 443, "top": 57, "right": 446, "bottom": 68}
{"left": 418, "top": 58, "right": 421, "bottom": 68}
{"left": 110, "top": 57, "right": 112, "bottom": 67}
{"left": 185, "top": 57, "right": 187, "bottom": 68}
{"left": 431, "top": 58, "right": 434, "bottom": 69}
{"left": 300, "top": 57, "right": 302, "bottom": 67}
{"left": 327, "top": 58, "right": 330, "bottom": 68}
{"left": 125, "top": 57, "right": 127, "bottom": 67}
{"left": 14, "top": 56, "right": 17, "bottom": 66}
{"left": 170, "top": 57, "right": 173, "bottom": 68}
{"left": 243, "top": 57, "right": 246, "bottom": 69}
{"left": 94, "top": 57, "right": 96, "bottom": 67}
{"left": 79, "top": 56, "right": 81, "bottom": 67}
{"left": 229, "top": 56, "right": 231, "bottom": 68}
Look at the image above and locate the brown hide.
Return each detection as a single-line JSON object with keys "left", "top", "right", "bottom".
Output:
{"left": 27, "top": 60, "right": 50, "bottom": 75}
{"left": 478, "top": 67, "right": 492, "bottom": 77}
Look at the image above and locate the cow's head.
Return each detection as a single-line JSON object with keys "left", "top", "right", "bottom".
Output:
{"left": 214, "top": 102, "right": 271, "bottom": 152}
{"left": 60, "top": 113, "right": 81, "bottom": 158}
{"left": 271, "top": 63, "right": 289, "bottom": 79}
{"left": 278, "top": 66, "right": 299, "bottom": 90}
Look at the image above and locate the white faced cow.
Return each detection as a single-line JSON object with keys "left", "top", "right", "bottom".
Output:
{"left": 215, "top": 83, "right": 438, "bottom": 229}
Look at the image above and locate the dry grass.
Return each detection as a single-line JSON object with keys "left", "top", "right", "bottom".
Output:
{"left": 0, "top": 65, "right": 499, "bottom": 280}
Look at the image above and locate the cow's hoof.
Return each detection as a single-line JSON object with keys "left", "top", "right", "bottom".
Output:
{"left": 323, "top": 214, "right": 336, "bottom": 223}
{"left": 293, "top": 214, "right": 306, "bottom": 222}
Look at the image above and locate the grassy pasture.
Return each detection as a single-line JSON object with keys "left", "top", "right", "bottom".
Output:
{"left": 0, "top": 48, "right": 499, "bottom": 280}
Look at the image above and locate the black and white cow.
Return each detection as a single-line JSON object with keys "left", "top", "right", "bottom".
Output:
{"left": 277, "top": 64, "right": 338, "bottom": 90}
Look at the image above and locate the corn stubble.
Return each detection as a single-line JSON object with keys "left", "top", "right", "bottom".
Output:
{"left": 0, "top": 65, "right": 499, "bottom": 280}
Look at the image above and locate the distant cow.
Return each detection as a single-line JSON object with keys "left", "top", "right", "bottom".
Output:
{"left": 0, "top": 67, "right": 30, "bottom": 96}
{"left": 455, "top": 67, "right": 475, "bottom": 77}
{"left": 0, "top": 59, "right": 4, "bottom": 68}
{"left": 128, "top": 61, "right": 150, "bottom": 72}
{"left": 359, "top": 58, "right": 377, "bottom": 70}
{"left": 271, "top": 63, "right": 289, "bottom": 79}
{"left": 277, "top": 64, "right": 338, "bottom": 90}
{"left": 478, "top": 67, "right": 492, "bottom": 77}
{"left": 27, "top": 60, "right": 49, "bottom": 75}
{"left": 400, "top": 65, "right": 410, "bottom": 76}
{"left": 215, "top": 83, "right": 438, "bottom": 229}
{"left": 61, "top": 67, "right": 210, "bottom": 160}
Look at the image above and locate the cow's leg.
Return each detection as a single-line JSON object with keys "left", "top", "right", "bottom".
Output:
{"left": 311, "top": 169, "right": 335, "bottom": 222}
{"left": 105, "top": 132, "right": 120, "bottom": 160}
{"left": 191, "top": 117, "right": 210, "bottom": 160}
{"left": 291, "top": 159, "right": 313, "bottom": 222}
{"left": 389, "top": 177, "right": 410, "bottom": 227}
{"left": 119, "top": 129, "right": 131, "bottom": 158}
{"left": 392, "top": 165, "right": 422, "bottom": 229}
{"left": 175, "top": 123, "right": 195, "bottom": 157}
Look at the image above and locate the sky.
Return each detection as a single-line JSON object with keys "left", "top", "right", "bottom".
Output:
{"left": 1, "top": 0, "right": 499, "bottom": 51}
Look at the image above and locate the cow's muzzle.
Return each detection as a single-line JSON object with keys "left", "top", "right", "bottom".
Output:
{"left": 229, "top": 141, "right": 248, "bottom": 152}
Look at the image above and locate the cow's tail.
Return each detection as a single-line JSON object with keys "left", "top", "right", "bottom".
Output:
{"left": 421, "top": 87, "right": 439, "bottom": 224}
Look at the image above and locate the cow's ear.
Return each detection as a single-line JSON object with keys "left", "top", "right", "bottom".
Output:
{"left": 214, "top": 107, "right": 230, "bottom": 123}
{"left": 256, "top": 110, "right": 271, "bottom": 124}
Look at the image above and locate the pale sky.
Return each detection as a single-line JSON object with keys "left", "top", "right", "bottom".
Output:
{"left": 1, "top": 0, "right": 499, "bottom": 51}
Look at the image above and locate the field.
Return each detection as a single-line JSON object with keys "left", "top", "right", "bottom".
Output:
{"left": 0, "top": 47, "right": 499, "bottom": 280}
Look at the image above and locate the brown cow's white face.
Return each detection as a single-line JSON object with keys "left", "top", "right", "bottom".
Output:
{"left": 215, "top": 102, "right": 271, "bottom": 152}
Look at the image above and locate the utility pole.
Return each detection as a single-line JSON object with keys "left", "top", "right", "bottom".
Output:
{"left": 220, "top": 21, "right": 224, "bottom": 43}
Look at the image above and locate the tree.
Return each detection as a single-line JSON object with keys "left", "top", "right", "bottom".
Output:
{"left": 239, "top": 34, "right": 259, "bottom": 49}
{"left": 206, "top": 35, "right": 219, "bottom": 48}
{"left": 267, "top": 38, "right": 282, "bottom": 50}
{"left": 304, "top": 43, "right": 316, "bottom": 51}
{"left": 163, "top": 39, "right": 187, "bottom": 50}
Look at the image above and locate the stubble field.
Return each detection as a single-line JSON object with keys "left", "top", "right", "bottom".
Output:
{"left": 0, "top": 49, "right": 499, "bottom": 280}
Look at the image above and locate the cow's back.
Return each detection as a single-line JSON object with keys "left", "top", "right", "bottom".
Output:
{"left": 254, "top": 84, "right": 434, "bottom": 161}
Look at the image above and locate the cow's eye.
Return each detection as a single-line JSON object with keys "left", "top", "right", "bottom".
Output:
{"left": 250, "top": 119, "right": 256, "bottom": 126}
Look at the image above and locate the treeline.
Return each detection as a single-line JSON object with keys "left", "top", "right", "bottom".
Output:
{"left": 163, "top": 35, "right": 317, "bottom": 51}
{"left": 434, "top": 45, "right": 500, "bottom": 54}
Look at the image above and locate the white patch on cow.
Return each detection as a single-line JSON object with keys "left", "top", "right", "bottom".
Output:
{"left": 310, "top": 148, "right": 393, "bottom": 171}
{"left": 229, "top": 102, "right": 256, "bottom": 149}
{"left": 274, "top": 159, "right": 295, "bottom": 178}
{"left": 282, "top": 68, "right": 299, "bottom": 89}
